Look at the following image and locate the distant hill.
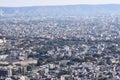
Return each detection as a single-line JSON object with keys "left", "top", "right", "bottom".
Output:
{"left": 0, "top": 4, "right": 120, "bottom": 17}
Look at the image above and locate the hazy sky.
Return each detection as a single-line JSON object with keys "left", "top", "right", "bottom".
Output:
{"left": 0, "top": 0, "right": 120, "bottom": 7}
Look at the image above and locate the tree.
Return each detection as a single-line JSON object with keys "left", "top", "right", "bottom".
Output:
{"left": 57, "top": 70, "right": 71, "bottom": 78}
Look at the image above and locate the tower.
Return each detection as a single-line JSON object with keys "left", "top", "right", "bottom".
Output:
{"left": 8, "top": 67, "right": 12, "bottom": 77}
{"left": 3, "top": 38, "right": 6, "bottom": 43}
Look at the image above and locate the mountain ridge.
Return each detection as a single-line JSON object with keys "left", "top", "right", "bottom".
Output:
{"left": 0, "top": 4, "right": 120, "bottom": 17}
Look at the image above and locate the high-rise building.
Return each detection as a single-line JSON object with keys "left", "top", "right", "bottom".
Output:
{"left": 8, "top": 67, "right": 12, "bottom": 77}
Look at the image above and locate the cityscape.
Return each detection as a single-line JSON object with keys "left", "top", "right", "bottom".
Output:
{"left": 0, "top": 1, "right": 120, "bottom": 80}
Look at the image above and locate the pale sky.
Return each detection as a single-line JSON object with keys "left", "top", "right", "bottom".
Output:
{"left": 0, "top": 0, "right": 120, "bottom": 7}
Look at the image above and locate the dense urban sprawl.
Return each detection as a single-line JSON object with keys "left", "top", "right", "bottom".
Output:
{"left": 0, "top": 16, "right": 120, "bottom": 80}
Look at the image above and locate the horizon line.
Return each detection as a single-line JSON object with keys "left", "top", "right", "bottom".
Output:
{"left": 0, "top": 3, "right": 120, "bottom": 7}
